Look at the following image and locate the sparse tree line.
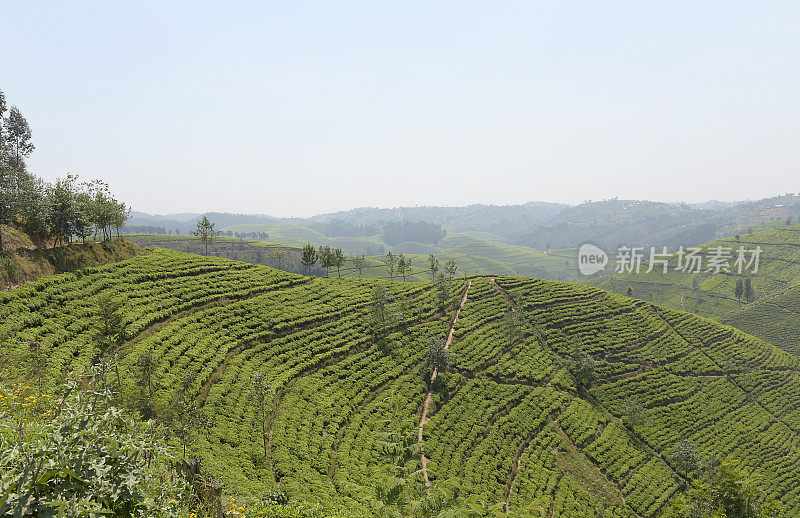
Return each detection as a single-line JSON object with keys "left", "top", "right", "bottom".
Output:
{"left": 0, "top": 89, "right": 129, "bottom": 252}
{"left": 734, "top": 277, "right": 756, "bottom": 303}
{"left": 300, "top": 242, "right": 346, "bottom": 277}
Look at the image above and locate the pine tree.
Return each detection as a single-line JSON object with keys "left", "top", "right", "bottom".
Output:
{"left": 428, "top": 254, "right": 439, "bottom": 282}
{"left": 193, "top": 216, "right": 218, "bottom": 255}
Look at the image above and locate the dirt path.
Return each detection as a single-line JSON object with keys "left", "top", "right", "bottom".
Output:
{"left": 418, "top": 280, "right": 471, "bottom": 485}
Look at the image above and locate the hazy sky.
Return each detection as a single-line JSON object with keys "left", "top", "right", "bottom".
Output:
{"left": 2, "top": 1, "right": 798, "bottom": 217}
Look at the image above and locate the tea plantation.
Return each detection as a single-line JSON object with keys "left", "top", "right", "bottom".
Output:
{"left": 2, "top": 249, "right": 800, "bottom": 516}
{"left": 591, "top": 226, "right": 800, "bottom": 356}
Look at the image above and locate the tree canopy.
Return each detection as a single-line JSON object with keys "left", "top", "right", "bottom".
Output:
{"left": 0, "top": 89, "right": 129, "bottom": 251}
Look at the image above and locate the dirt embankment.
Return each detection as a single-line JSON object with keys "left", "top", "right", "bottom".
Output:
{"left": 1, "top": 225, "right": 145, "bottom": 290}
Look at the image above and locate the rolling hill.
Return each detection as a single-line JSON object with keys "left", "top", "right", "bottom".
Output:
{"left": 518, "top": 195, "right": 800, "bottom": 251}
{"left": 3, "top": 249, "right": 800, "bottom": 515}
{"left": 590, "top": 226, "right": 800, "bottom": 356}
{"left": 126, "top": 231, "right": 578, "bottom": 282}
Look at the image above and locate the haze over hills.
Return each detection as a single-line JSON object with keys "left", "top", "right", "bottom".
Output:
{"left": 127, "top": 194, "right": 800, "bottom": 254}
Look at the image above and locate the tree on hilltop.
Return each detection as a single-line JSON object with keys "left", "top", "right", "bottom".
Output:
{"left": 333, "top": 247, "right": 345, "bottom": 277}
{"left": 383, "top": 251, "right": 396, "bottom": 279}
{"left": 193, "top": 216, "right": 219, "bottom": 255}
{"left": 352, "top": 254, "right": 367, "bottom": 278}
{"left": 735, "top": 278, "right": 744, "bottom": 302}
{"left": 318, "top": 245, "right": 333, "bottom": 276}
{"left": 272, "top": 248, "right": 287, "bottom": 270}
{"left": 428, "top": 254, "right": 439, "bottom": 282}
{"left": 0, "top": 90, "right": 129, "bottom": 250}
{"left": 4, "top": 105, "right": 35, "bottom": 169}
{"left": 397, "top": 253, "right": 412, "bottom": 281}
{"left": 301, "top": 242, "right": 317, "bottom": 276}
{"left": 444, "top": 258, "right": 457, "bottom": 279}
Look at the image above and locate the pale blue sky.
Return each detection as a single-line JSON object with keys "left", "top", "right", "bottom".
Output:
{"left": 2, "top": 1, "right": 798, "bottom": 216}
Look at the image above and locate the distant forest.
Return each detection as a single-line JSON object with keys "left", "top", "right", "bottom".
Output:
{"left": 382, "top": 220, "right": 446, "bottom": 245}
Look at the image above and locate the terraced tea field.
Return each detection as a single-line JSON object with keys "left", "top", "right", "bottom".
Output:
{"left": 3, "top": 249, "right": 800, "bottom": 516}
{"left": 591, "top": 226, "right": 800, "bottom": 356}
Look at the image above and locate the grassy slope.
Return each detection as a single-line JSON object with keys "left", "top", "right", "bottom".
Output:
{"left": 1, "top": 225, "right": 145, "bottom": 290}
{"left": 590, "top": 226, "right": 800, "bottom": 355}
{"left": 3, "top": 250, "right": 800, "bottom": 516}
{"left": 223, "top": 222, "right": 332, "bottom": 248}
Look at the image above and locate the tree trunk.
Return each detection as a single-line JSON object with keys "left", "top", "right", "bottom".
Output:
{"left": 262, "top": 421, "right": 268, "bottom": 458}
{"left": 115, "top": 360, "right": 124, "bottom": 406}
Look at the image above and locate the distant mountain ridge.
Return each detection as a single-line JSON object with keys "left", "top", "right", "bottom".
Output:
{"left": 127, "top": 194, "right": 800, "bottom": 251}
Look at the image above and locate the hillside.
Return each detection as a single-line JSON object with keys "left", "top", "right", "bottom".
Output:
{"left": 125, "top": 233, "right": 577, "bottom": 282}
{"left": 518, "top": 195, "right": 800, "bottom": 251}
{"left": 0, "top": 224, "right": 144, "bottom": 290}
{"left": 591, "top": 226, "right": 800, "bottom": 356}
{"left": 3, "top": 250, "right": 800, "bottom": 515}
